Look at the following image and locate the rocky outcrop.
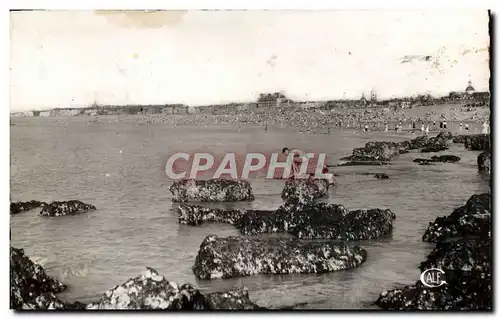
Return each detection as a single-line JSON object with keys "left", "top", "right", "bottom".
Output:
{"left": 237, "top": 202, "right": 395, "bottom": 240}
{"left": 193, "top": 235, "right": 367, "bottom": 279}
{"left": 338, "top": 161, "right": 391, "bottom": 166}
{"left": 10, "top": 200, "right": 47, "bottom": 215}
{"left": 10, "top": 247, "right": 67, "bottom": 310}
{"left": 177, "top": 204, "right": 244, "bottom": 226}
{"left": 86, "top": 267, "right": 263, "bottom": 310}
{"left": 376, "top": 193, "right": 492, "bottom": 310}
{"left": 477, "top": 151, "right": 491, "bottom": 173}
{"left": 422, "top": 193, "right": 490, "bottom": 243}
{"left": 452, "top": 135, "right": 469, "bottom": 144}
{"left": 340, "top": 133, "right": 453, "bottom": 165}
{"left": 413, "top": 155, "right": 461, "bottom": 164}
{"left": 375, "top": 237, "right": 491, "bottom": 310}
{"left": 86, "top": 267, "right": 206, "bottom": 310}
{"left": 39, "top": 200, "right": 96, "bottom": 217}
{"left": 170, "top": 179, "right": 255, "bottom": 202}
{"left": 341, "top": 141, "right": 403, "bottom": 162}
{"left": 464, "top": 134, "right": 490, "bottom": 151}
{"left": 281, "top": 178, "right": 329, "bottom": 204}
{"left": 204, "top": 288, "right": 263, "bottom": 310}
{"left": 374, "top": 173, "right": 389, "bottom": 179}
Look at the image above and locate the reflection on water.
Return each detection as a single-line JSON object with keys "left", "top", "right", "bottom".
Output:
{"left": 10, "top": 117, "right": 489, "bottom": 308}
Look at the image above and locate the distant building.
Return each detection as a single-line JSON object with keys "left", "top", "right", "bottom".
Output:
{"left": 465, "top": 80, "right": 475, "bottom": 95}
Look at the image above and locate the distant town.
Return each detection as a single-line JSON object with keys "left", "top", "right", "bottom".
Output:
{"left": 11, "top": 80, "right": 490, "bottom": 118}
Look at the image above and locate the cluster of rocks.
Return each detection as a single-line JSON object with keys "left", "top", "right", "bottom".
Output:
{"left": 452, "top": 134, "right": 491, "bottom": 174}
{"left": 170, "top": 179, "right": 255, "bottom": 202}
{"left": 11, "top": 247, "right": 263, "bottom": 310}
{"left": 375, "top": 193, "right": 491, "bottom": 310}
{"left": 477, "top": 151, "right": 491, "bottom": 173}
{"left": 340, "top": 132, "right": 453, "bottom": 166}
{"left": 10, "top": 201, "right": 46, "bottom": 215}
{"left": 192, "top": 235, "right": 366, "bottom": 280}
{"left": 10, "top": 200, "right": 96, "bottom": 217}
{"left": 413, "top": 155, "right": 461, "bottom": 166}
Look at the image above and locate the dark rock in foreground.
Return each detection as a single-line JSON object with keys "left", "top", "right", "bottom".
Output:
{"left": 193, "top": 235, "right": 366, "bottom": 279}
{"left": 375, "top": 238, "right": 491, "bottom": 310}
{"left": 422, "top": 193, "right": 490, "bottom": 243}
{"left": 204, "top": 288, "right": 263, "bottom": 310}
{"left": 170, "top": 179, "right": 255, "bottom": 203}
{"left": 281, "top": 178, "right": 329, "bottom": 204}
{"left": 237, "top": 202, "right": 395, "bottom": 241}
{"left": 39, "top": 200, "right": 96, "bottom": 217}
{"left": 10, "top": 247, "right": 67, "bottom": 310}
{"left": 464, "top": 134, "right": 490, "bottom": 151}
{"left": 341, "top": 141, "right": 403, "bottom": 162}
{"left": 414, "top": 155, "right": 461, "bottom": 164}
{"left": 86, "top": 267, "right": 263, "bottom": 310}
{"left": 477, "top": 151, "right": 491, "bottom": 173}
{"left": 11, "top": 200, "right": 47, "bottom": 215}
{"left": 374, "top": 173, "right": 389, "bottom": 179}
{"left": 176, "top": 204, "right": 244, "bottom": 226}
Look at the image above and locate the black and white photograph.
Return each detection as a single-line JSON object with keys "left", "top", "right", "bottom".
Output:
{"left": 8, "top": 8, "right": 492, "bottom": 311}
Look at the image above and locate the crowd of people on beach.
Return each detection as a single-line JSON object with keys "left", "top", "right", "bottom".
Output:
{"left": 90, "top": 103, "right": 490, "bottom": 136}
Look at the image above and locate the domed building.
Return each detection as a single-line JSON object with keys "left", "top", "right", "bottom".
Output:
{"left": 465, "top": 80, "right": 475, "bottom": 95}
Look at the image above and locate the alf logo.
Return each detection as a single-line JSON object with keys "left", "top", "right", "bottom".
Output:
{"left": 420, "top": 268, "right": 447, "bottom": 288}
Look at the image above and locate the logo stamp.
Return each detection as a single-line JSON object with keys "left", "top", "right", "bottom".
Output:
{"left": 420, "top": 268, "right": 447, "bottom": 288}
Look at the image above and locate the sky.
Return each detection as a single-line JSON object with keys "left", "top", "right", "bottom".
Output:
{"left": 10, "top": 10, "right": 490, "bottom": 111}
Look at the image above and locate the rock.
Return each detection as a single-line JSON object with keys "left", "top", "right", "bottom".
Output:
{"left": 192, "top": 235, "right": 367, "bottom": 279}
{"left": 374, "top": 173, "right": 389, "bottom": 179}
{"left": 176, "top": 204, "right": 244, "bottom": 226}
{"left": 281, "top": 178, "right": 329, "bottom": 204}
{"left": 10, "top": 200, "right": 47, "bottom": 215}
{"left": 436, "top": 131, "right": 453, "bottom": 140}
{"left": 452, "top": 135, "right": 469, "bottom": 143}
{"left": 87, "top": 267, "right": 206, "bottom": 310}
{"left": 477, "top": 151, "right": 491, "bottom": 173}
{"left": 464, "top": 134, "right": 490, "bottom": 151}
{"left": 204, "top": 288, "right": 263, "bottom": 310}
{"left": 10, "top": 246, "right": 67, "bottom": 309}
{"left": 39, "top": 200, "right": 96, "bottom": 217}
{"left": 338, "top": 161, "right": 391, "bottom": 166}
{"left": 170, "top": 179, "right": 255, "bottom": 202}
{"left": 375, "top": 238, "right": 491, "bottom": 310}
{"left": 422, "top": 193, "right": 490, "bottom": 243}
{"left": 341, "top": 141, "right": 403, "bottom": 162}
{"left": 414, "top": 155, "right": 461, "bottom": 164}
{"left": 418, "top": 161, "right": 434, "bottom": 166}
{"left": 86, "top": 267, "right": 263, "bottom": 310}
{"left": 237, "top": 202, "right": 395, "bottom": 240}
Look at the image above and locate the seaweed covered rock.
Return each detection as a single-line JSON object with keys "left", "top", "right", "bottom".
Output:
{"left": 237, "top": 202, "right": 395, "bottom": 241}
{"left": 10, "top": 247, "right": 67, "bottom": 310}
{"left": 341, "top": 141, "right": 403, "bottom": 162}
{"left": 176, "top": 204, "right": 244, "bottom": 226}
{"left": 192, "top": 235, "right": 367, "bottom": 279}
{"left": 11, "top": 200, "right": 47, "bottom": 215}
{"left": 281, "top": 178, "right": 329, "bottom": 204}
{"left": 413, "top": 155, "right": 461, "bottom": 164}
{"left": 374, "top": 173, "right": 389, "bottom": 179}
{"left": 170, "top": 179, "right": 255, "bottom": 203}
{"left": 39, "top": 200, "right": 96, "bottom": 217}
{"left": 422, "top": 193, "right": 490, "bottom": 243}
{"left": 375, "top": 238, "right": 491, "bottom": 310}
{"left": 464, "top": 134, "right": 490, "bottom": 151}
{"left": 477, "top": 151, "right": 491, "bottom": 173}
{"left": 86, "top": 267, "right": 206, "bottom": 310}
{"left": 86, "top": 267, "right": 263, "bottom": 310}
{"left": 338, "top": 160, "right": 391, "bottom": 166}
{"left": 204, "top": 288, "right": 263, "bottom": 310}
